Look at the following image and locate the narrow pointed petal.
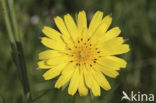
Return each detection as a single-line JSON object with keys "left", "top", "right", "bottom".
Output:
{"left": 95, "top": 64, "right": 119, "bottom": 78}
{"left": 42, "top": 26, "right": 61, "bottom": 40}
{"left": 88, "top": 11, "right": 103, "bottom": 37}
{"left": 43, "top": 63, "right": 67, "bottom": 80}
{"left": 68, "top": 68, "right": 80, "bottom": 96}
{"left": 91, "top": 69, "right": 111, "bottom": 90}
{"left": 90, "top": 76, "right": 101, "bottom": 96}
{"left": 54, "top": 16, "right": 69, "bottom": 37}
{"left": 101, "top": 27, "right": 121, "bottom": 41}
{"left": 78, "top": 71, "right": 88, "bottom": 96}
{"left": 41, "top": 37, "right": 66, "bottom": 50}
{"left": 100, "top": 15, "right": 112, "bottom": 33}
{"left": 46, "top": 56, "right": 69, "bottom": 66}
{"left": 102, "top": 37, "right": 125, "bottom": 49}
{"left": 83, "top": 67, "right": 93, "bottom": 88}
{"left": 38, "top": 61, "right": 51, "bottom": 69}
{"left": 92, "top": 15, "right": 112, "bottom": 40}
{"left": 64, "top": 14, "right": 79, "bottom": 41}
{"left": 99, "top": 56, "right": 127, "bottom": 69}
{"left": 103, "top": 44, "right": 130, "bottom": 56}
{"left": 39, "top": 50, "right": 62, "bottom": 60}
{"left": 77, "top": 11, "right": 87, "bottom": 34}
{"left": 55, "top": 63, "right": 75, "bottom": 88}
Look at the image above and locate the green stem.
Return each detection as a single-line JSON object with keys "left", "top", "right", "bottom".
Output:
{"left": 73, "top": 95, "right": 76, "bottom": 103}
{"left": 0, "top": 0, "right": 15, "bottom": 44}
{"left": 8, "top": 0, "right": 20, "bottom": 41}
{"left": 73, "top": 94, "right": 79, "bottom": 103}
{"left": 1, "top": 0, "right": 33, "bottom": 102}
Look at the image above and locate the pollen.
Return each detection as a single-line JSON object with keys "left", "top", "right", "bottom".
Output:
{"left": 70, "top": 39, "right": 100, "bottom": 66}
{"left": 80, "top": 50, "right": 88, "bottom": 58}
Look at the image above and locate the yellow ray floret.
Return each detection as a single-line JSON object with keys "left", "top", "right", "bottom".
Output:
{"left": 38, "top": 10, "right": 130, "bottom": 96}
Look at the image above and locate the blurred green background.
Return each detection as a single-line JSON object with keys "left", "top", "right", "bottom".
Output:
{"left": 0, "top": 0, "right": 156, "bottom": 103}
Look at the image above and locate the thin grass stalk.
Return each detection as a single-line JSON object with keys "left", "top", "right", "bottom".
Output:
{"left": 8, "top": 0, "right": 20, "bottom": 41}
{"left": 73, "top": 95, "right": 76, "bottom": 103}
{"left": 0, "top": 0, "right": 15, "bottom": 44}
{"left": 1, "top": 0, "right": 33, "bottom": 102}
{"left": 73, "top": 94, "right": 80, "bottom": 103}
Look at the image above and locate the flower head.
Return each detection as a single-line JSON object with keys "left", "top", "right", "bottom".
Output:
{"left": 38, "top": 11, "right": 130, "bottom": 96}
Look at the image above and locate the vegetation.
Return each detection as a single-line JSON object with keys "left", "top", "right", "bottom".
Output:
{"left": 0, "top": 0, "right": 156, "bottom": 103}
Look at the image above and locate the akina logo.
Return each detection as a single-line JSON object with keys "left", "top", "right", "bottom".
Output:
{"left": 121, "top": 91, "right": 155, "bottom": 102}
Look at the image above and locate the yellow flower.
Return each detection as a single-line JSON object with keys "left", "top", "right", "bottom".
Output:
{"left": 38, "top": 11, "right": 130, "bottom": 96}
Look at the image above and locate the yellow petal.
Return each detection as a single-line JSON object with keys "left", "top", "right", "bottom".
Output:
{"left": 88, "top": 11, "right": 103, "bottom": 37}
{"left": 39, "top": 50, "right": 62, "bottom": 60}
{"left": 78, "top": 71, "right": 88, "bottom": 96}
{"left": 83, "top": 66, "right": 93, "bottom": 88}
{"left": 91, "top": 15, "right": 112, "bottom": 40}
{"left": 101, "top": 27, "right": 121, "bottom": 41}
{"left": 43, "top": 63, "right": 67, "bottom": 80}
{"left": 46, "top": 56, "right": 68, "bottom": 66}
{"left": 54, "top": 16, "right": 74, "bottom": 47}
{"left": 100, "top": 56, "right": 127, "bottom": 69}
{"left": 55, "top": 75, "right": 70, "bottom": 88}
{"left": 61, "top": 63, "right": 75, "bottom": 75}
{"left": 38, "top": 61, "right": 51, "bottom": 69}
{"left": 100, "top": 15, "right": 112, "bottom": 33}
{"left": 41, "top": 37, "right": 66, "bottom": 50}
{"left": 64, "top": 14, "right": 78, "bottom": 41}
{"left": 90, "top": 75, "right": 101, "bottom": 96}
{"left": 103, "top": 44, "right": 130, "bottom": 56}
{"left": 77, "top": 11, "right": 87, "bottom": 34}
{"left": 91, "top": 69, "right": 111, "bottom": 90}
{"left": 81, "top": 28, "right": 89, "bottom": 43}
{"left": 68, "top": 68, "right": 80, "bottom": 96}
{"left": 101, "top": 37, "right": 125, "bottom": 50}
{"left": 55, "top": 63, "right": 75, "bottom": 88}
{"left": 54, "top": 16, "right": 69, "bottom": 37}
{"left": 95, "top": 64, "right": 119, "bottom": 78}
{"left": 42, "top": 26, "right": 61, "bottom": 40}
